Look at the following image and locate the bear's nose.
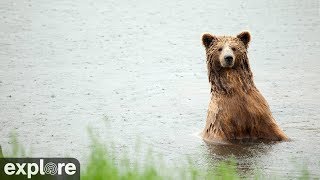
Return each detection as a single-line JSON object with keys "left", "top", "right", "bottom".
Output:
{"left": 224, "top": 55, "right": 234, "bottom": 64}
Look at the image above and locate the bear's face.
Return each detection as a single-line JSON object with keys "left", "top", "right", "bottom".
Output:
{"left": 202, "top": 32, "right": 251, "bottom": 68}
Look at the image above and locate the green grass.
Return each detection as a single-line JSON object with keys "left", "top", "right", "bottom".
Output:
{"left": 3, "top": 132, "right": 316, "bottom": 180}
{"left": 81, "top": 135, "right": 240, "bottom": 180}
{"left": 81, "top": 130, "right": 243, "bottom": 180}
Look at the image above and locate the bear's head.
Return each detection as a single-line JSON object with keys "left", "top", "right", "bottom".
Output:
{"left": 202, "top": 31, "right": 250, "bottom": 69}
{"left": 202, "top": 31, "right": 254, "bottom": 94}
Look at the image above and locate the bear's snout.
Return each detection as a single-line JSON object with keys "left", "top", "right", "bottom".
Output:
{"left": 220, "top": 52, "right": 235, "bottom": 67}
{"left": 224, "top": 55, "right": 234, "bottom": 65}
{"left": 219, "top": 43, "right": 235, "bottom": 68}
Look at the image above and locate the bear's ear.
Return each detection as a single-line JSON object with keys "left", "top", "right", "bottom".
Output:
{"left": 237, "top": 31, "right": 251, "bottom": 48}
{"left": 202, "top": 33, "right": 216, "bottom": 49}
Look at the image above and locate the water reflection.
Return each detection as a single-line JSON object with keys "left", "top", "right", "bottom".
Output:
{"left": 204, "top": 140, "right": 276, "bottom": 175}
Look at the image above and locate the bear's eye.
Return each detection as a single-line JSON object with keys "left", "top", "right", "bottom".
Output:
{"left": 231, "top": 47, "right": 236, "bottom": 51}
{"left": 218, "top": 48, "right": 222, "bottom": 51}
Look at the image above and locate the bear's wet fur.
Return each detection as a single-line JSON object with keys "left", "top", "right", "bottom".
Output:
{"left": 201, "top": 31, "right": 288, "bottom": 142}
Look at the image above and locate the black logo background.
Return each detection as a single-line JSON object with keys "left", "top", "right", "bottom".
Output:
{"left": 0, "top": 158, "right": 80, "bottom": 180}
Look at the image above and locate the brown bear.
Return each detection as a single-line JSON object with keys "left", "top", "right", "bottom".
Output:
{"left": 201, "top": 31, "right": 288, "bottom": 142}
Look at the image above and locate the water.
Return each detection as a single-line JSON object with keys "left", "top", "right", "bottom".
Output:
{"left": 0, "top": 0, "right": 319, "bottom": 178}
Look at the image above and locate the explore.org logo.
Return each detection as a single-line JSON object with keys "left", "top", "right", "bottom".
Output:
{"left": 0, "top": 158, "right": 79, "bottom": 180}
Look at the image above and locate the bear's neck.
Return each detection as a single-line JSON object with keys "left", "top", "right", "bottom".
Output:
{"left": 208, "top": 57, "right": 256, "bottom": 95}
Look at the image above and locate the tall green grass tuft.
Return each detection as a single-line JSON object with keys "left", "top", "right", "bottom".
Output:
{"left": 81, "top": 130, "right": 240, "bottom": 180}
{"left": 81, "top": 130, "right": 166, "bottom": 180}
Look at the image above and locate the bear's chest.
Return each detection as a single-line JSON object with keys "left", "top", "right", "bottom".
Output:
{"left": 211, "top": 89, "right": 269, "bottom": 122}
